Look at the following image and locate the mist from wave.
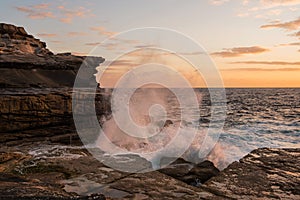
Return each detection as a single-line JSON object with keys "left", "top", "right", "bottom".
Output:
{"left": 96, "top": 88, "right": 300, "bottom": 170}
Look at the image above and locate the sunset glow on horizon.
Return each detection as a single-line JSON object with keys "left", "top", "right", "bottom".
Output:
{"left": 1, "top": 0, "right": 299, "bottom": 87}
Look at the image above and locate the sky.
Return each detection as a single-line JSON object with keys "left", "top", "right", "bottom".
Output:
{"left": 1, "top": 0, "right": 300, "bottom": 87}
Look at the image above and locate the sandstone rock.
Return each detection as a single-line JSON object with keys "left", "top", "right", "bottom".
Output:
{"left": 0, "top": 24, "right": 106, "bottom": 143}
{"left": 0, "top": 23, "right": 52, "bottom": 55}
{"left": 1, "top": 33, "right": 10, "bottom": 39}
{"left": 0, "top": 88, "right": 111, "bottom": 145}
{"left": 17, "top": 27, "right": 27, "bottom": 36}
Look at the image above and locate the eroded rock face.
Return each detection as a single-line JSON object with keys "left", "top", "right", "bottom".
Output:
{"left": 0, "top": 23, "right": 105, "bottom": 88}
{"left": 0, "top": 88, "right": 111, "bottom": 145}
{"left": 0, "top": 53, "right": 104, "bottom": 87}
{"left": 0, "top": 23, "right": 108, "bottom": 144}
{"left": 0, "top": 23, "right": 52, "bottom": 55}
{"left": 201, "top": 148, "right": 300, "bottom": 199}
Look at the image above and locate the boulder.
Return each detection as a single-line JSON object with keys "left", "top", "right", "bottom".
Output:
{"left": 159, "top": 158, "right": 220, "bottom": 186}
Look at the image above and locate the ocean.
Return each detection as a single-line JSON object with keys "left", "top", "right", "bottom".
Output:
{"left": 97, "top": 88, "right": 300, "bottom": 170}
{"left": 199, "top": 88, "right": 300, "bottom": 168}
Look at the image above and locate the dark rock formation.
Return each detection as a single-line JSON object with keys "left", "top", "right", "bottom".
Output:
{"left": 201, "top": 148, "right": 300, "bottom": 199}
{"left": 0, "top": 23, "right": 109, "bottom": 145}
{"left": 0, "top": 88, "right": 111, "bottom": 145}
{"left": 0, "top": 23, "right": 52, "bottom": 55}
{"left": 0, "top": 50, "right": 104, "bottom": 88}
{"left": 1, "top": 146, "right": 299, "bottom": 199}
{"left": 0, "top": 145, "right": 206, "bottom": 199}
{"left": 0, "top": 23, "right": 104, "bottom": 88}
{"left": 159, "top": 158, "right": 220, "bottom": 186}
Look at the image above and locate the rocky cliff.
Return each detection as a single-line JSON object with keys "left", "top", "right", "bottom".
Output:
{"left": 0, "top": 23, "right": 104, "bottom": 88}
{"left": 0, "top": 23, "right": 52, "bottom": 55}
{"left": 0, "top": 23, "right": 108, "bottom": 145}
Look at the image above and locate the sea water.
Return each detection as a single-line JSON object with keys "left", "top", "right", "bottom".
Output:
{"left": 97, "top": 88, "right": 300, "bottom": 169}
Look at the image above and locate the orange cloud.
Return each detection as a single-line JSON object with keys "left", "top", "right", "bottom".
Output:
{"left": 37, "top": 33, "right": 57, "bottom": 37}
{"left": 212, "top": 0, "right": 300, "bottom": 7}
{"left": 98, "top": 48, "right": 207, "bottom": 87}
{"left": 16, "top": 4, "right": 94, "bottom": 23}
{"left": 221, "top": 69, "right": 300, "bottom": 87}
{"left": 230, "top": 61, "right": 300, "bottom": 65}
{"left": 134, "top": 44, "right": 157, "bottom": 49}
{"left": 50, "top": 40, "right": 62, "bottom": 44}
{"left": 222, "top": 67, "right": 300, "bottom": 71}
{"left": 67, "top": 32, "right": 87, "bottom": 37}
{"left": 260, "top": 0, "right": 300, "bottom": 7}
{"left": 104, "top": 59, "right": 135, "bottom": 67}
{"left": 33, "top": 3, "right": 50, "bottom": 9}
{"left": 236, "top": 1, "right": 300, "bottom": 19}
{"left": 211, "top": 46, "right": 269, "bottom": 57}
{"left": 90, "top": 26, "right": 117, "bottom": 37}
{"left": 85, "top": 40, "right": 138, "bottom": 51}
{"left": 16, "top": 6, "right": 55, "bottom": 19}
{"left": 287, "top": 30, "right": 300, "bottom": 38}
{"left": 209, "top": 0, "right": 230, "bottom": 5}
{"left": 278, "top": 42, "right": 300, "bottom": 46}
{"left": 249, "top": 0, "right": 300, "bottom": 11}
{"left": 173, "top": 51, "right": 205, "bottom": 56}
{"left": 101, "top": 43, "right": 121, "bottom": 50}
{"left": 85, "top": 42, "right": 101, "bottom": 46}
{"left": 58, "top": 6, "right": 93, "bottom": 23}
{"left": 261, "top": 17, "right": 300, "bottom": 30}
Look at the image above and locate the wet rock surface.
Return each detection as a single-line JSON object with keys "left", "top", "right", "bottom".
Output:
{"left": 1, "top": 145, "right": 299, "bottom": 199}
{"left": 201, "top": 148, "right": 300, "bottom": 199}
{"left": 0, "top": 143, "right": 209, "bottom": 199}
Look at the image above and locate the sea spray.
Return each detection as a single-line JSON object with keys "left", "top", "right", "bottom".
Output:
{"left": 94, "top": 88, "right": 229, "bottom": 169}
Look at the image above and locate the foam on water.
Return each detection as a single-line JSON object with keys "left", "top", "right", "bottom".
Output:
{"left": 94, "top": 88, "right": 299, "bottom": 170}
{"left": 28, "top": 145, "right": 87, "bottom": 160}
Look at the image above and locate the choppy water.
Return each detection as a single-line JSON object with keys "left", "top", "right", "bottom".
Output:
{"left": 98, "top": 88, "right": 300, "bottom": 169}
{"left": 9, "top": 88, "right": 298, "bottom": 172}
{"left": 199, "top": 88, "right": 300, "bottom": 168}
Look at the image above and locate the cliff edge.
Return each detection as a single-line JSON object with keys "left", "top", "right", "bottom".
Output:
{"left": 0, "top": 23, "right": 104, "bottom": 88}
{"left": 0, "top": 23, "right": 109, "bottom": 144}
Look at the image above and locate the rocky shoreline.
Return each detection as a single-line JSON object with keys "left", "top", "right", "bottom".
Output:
{"left": 1, "top": 144, "right": 299, "bottom": 199}
{"left": 0, "top": 23, "right": 299, "bottom": 199}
